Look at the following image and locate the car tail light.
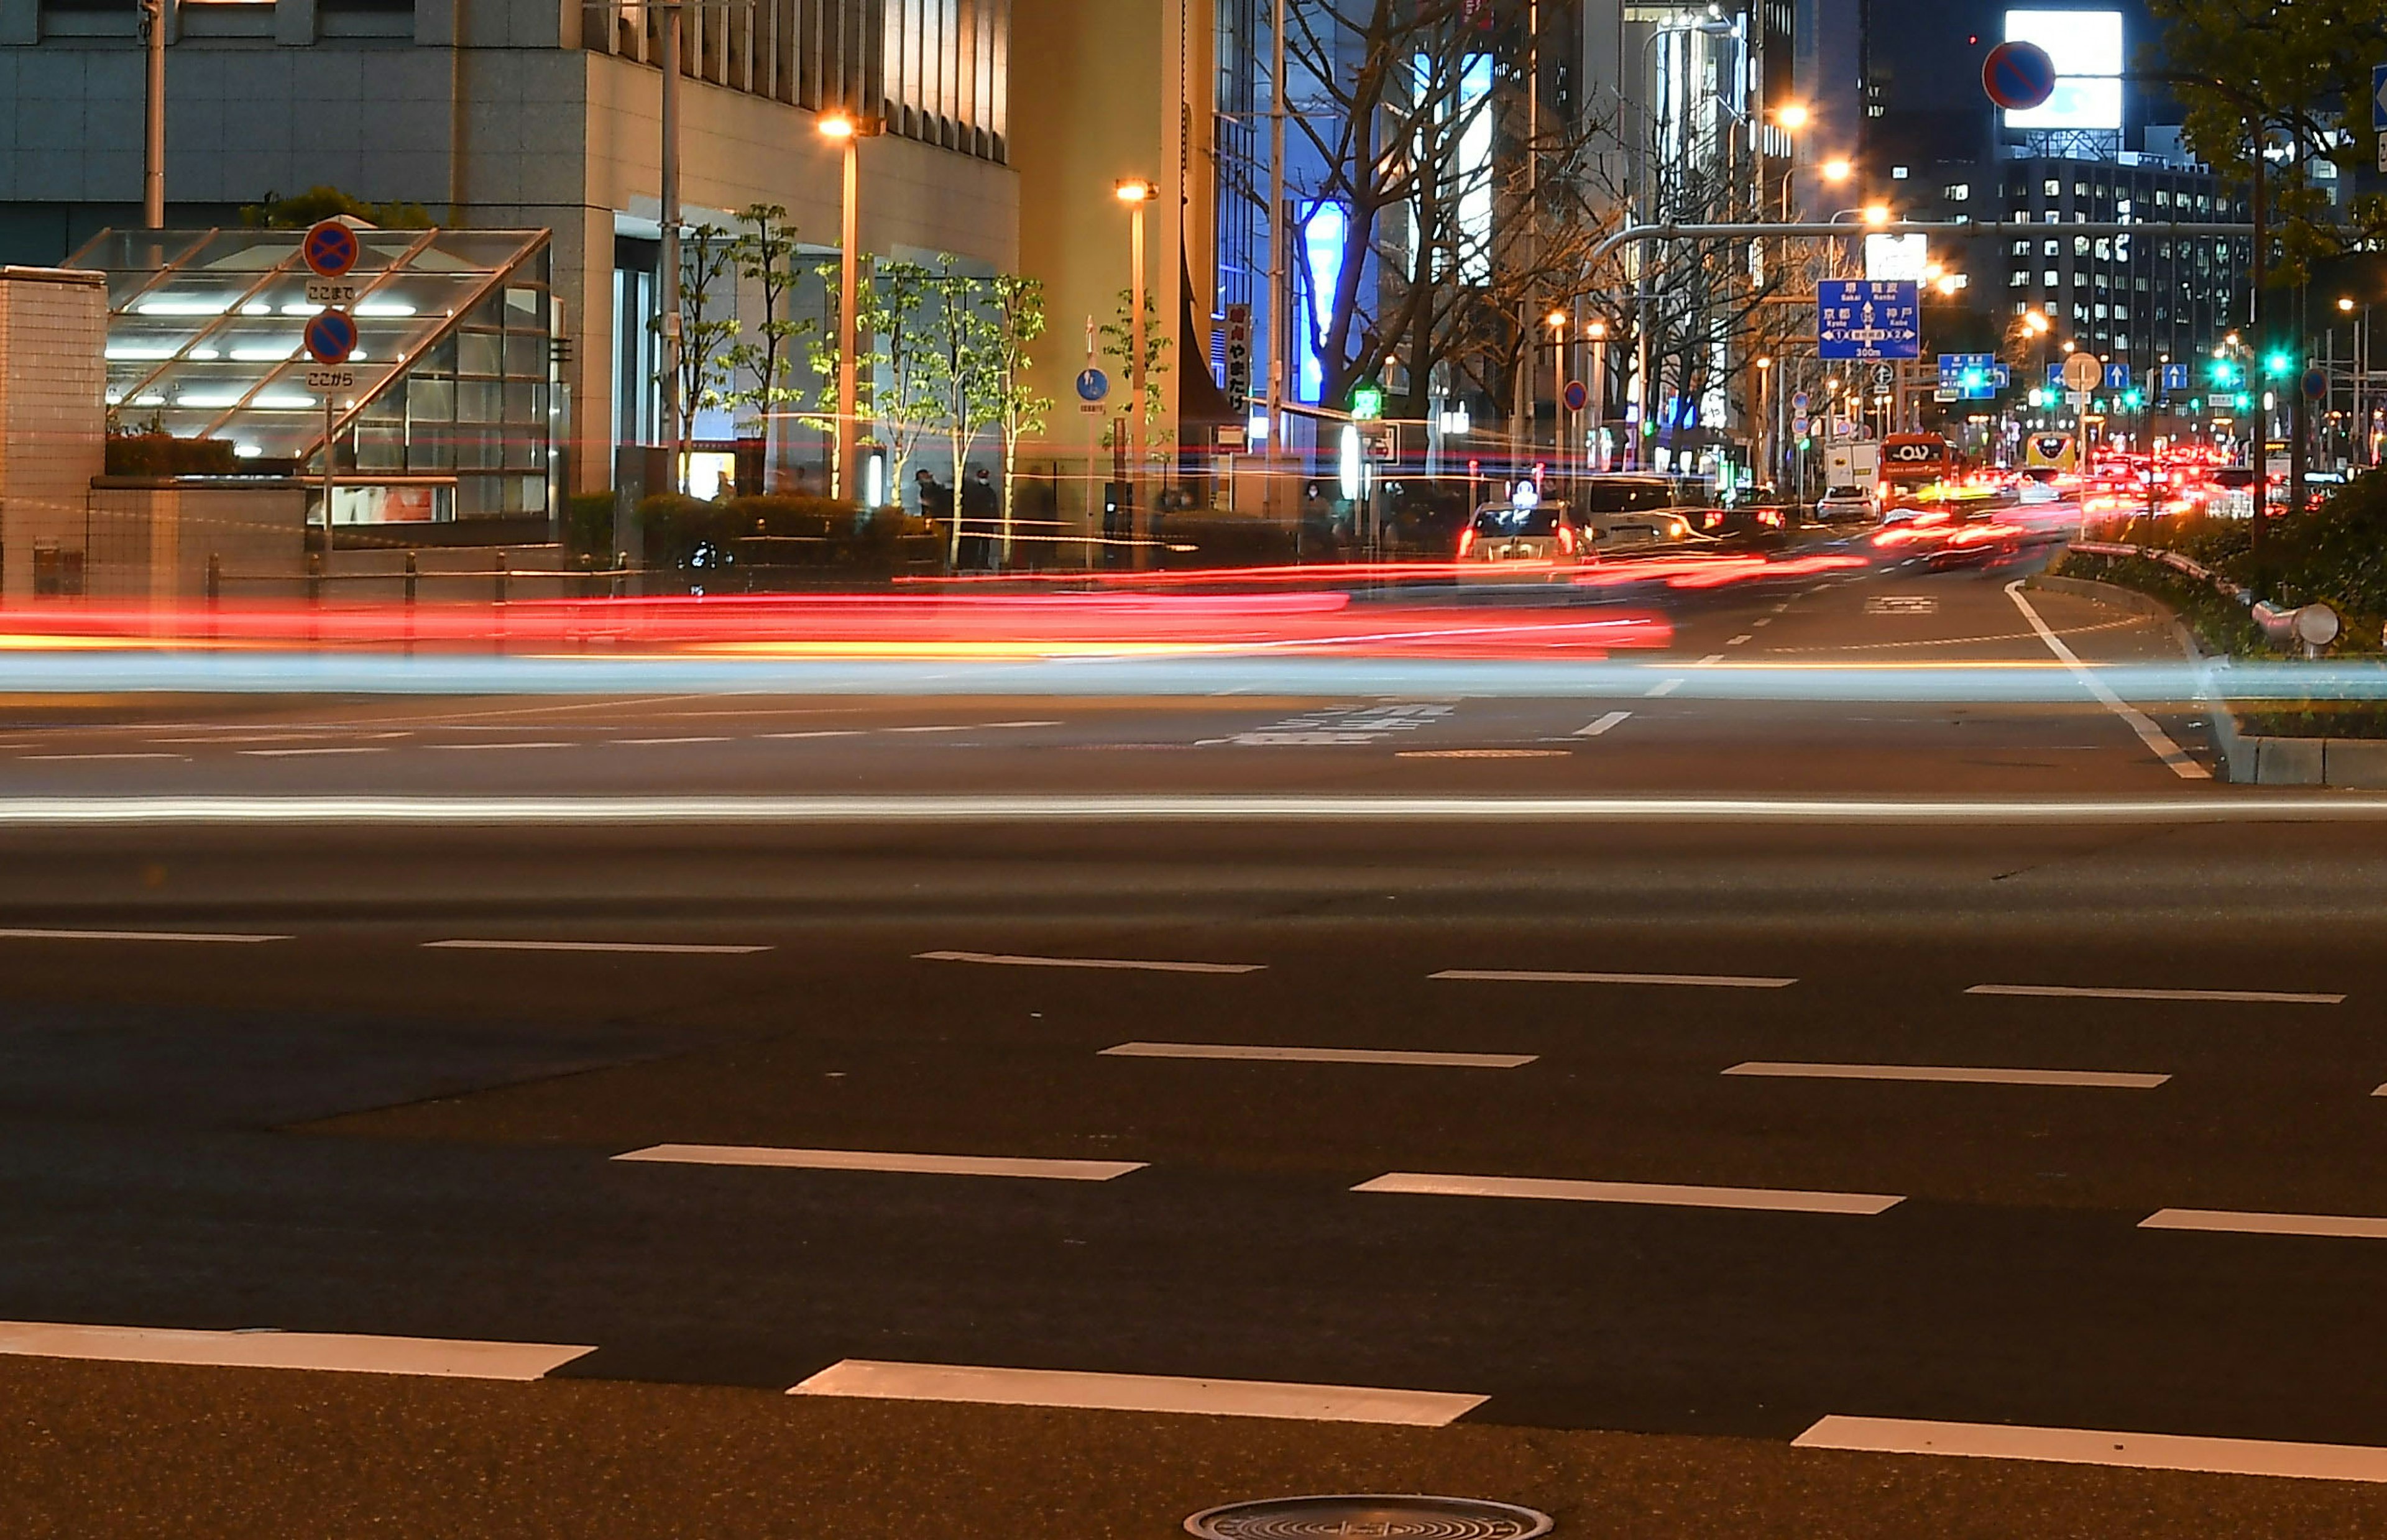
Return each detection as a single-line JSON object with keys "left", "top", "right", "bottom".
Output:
{"left": 1557, "top": 523, "right": 1577, "bottom": 555}
{"left": 1456, "top": 527, "right": 1476, "bottom": 557}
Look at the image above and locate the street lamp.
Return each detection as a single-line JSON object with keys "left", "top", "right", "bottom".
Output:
{"left": 1115, "top": 178, "right": 1157, "bottom": 566}
{"left": 819, "top": 111, "right": 880, "bottom": 506}
{"left": 1821, "top": 157, "right": 1852, "bottom": 184}
{"left": 1862, "top": 202, "right": 1891, "bottom": 227}
{"left": 139, "top": 0, "right": 165, "bottom": 228}
{"left": 1586, "top": 318, "right": 1609, "bottom": 472}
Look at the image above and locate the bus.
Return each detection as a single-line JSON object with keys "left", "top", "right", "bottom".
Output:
{"left": 1879, "top": 434, "right": 1962, "bottom": 506}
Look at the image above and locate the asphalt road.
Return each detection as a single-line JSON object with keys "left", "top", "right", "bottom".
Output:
{"left": 5, "top": 538, "right": 2387, "bottom": 1534}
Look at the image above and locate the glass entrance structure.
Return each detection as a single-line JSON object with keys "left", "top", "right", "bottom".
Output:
{"left": 70, "top": 226, "right": 560, "bottom": 527}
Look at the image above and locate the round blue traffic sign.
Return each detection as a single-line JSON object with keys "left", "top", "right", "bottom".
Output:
{"left": 2303, "top": 367, "right": 2330, "bottom": 400}
{"left": 1075, "top": 367, "right": 1110, "bottom": 403}
{"left": 1982, "top": 41, "right": 2056, "bottom": 112}
{"left": 303, "top": 219, "right": 361, "bottom": 279}
{"left": 1562, "top": 379, "right": 1590, "bottom": 413}
{"left": 304, "top": 308, "right": 358, "bottom": 365}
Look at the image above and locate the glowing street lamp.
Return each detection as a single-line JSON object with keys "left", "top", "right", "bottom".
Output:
{"left": 1821, "top": 158, "right": 1852, "bottom": 184}
{"left": 1115, "top": 177, "right": 1157, "bottom": 564}
{"left": 819, "top": 111, "right": 880, "bottom": 505}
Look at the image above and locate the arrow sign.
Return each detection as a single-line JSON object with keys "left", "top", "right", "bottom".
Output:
{"left": 1817, "top": 280, "right": 1920, "bottom": 360}
{"left": 2374, "top": 63, "right": 2387, "bottom": 131}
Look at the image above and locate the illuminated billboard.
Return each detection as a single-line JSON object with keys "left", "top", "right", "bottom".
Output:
{"left": 1864, "top": 234, "right": 1929, "bottom": 283}
{"left": 2001, "top": 9, "right": 2123, "bottom": 131}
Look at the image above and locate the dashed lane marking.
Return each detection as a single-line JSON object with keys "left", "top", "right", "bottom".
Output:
{"left": 2140, "top": 1208, "right": 2387, "bottom": 1240}
{"left": 614, "top": 1145, "right": 1145, "bottom": 1181}
{"left": 789, "top": 1360, "right": 1484, "bottom": 1426}
{"left": 1726, "top": 1061, "right": 2169, "bottom": 1089}
{"left": 919, "top": 949, "right": 1264, "bottom": 974}
{"left": 1645, "top": 679, "right": 1685, "bottom": 697}
{"left": 239, "top": 747, "right": 386, "bottom": 758}
{"left": 21, "top": 753, "right": 185, "bottom": 762}
{"left": 1726, "top": 634, "right": 1755, "bottom": 646}
{"left": 1794, "top": 1415, "right": 2387, "bottom": 1483}
{"left": 0, "top": 927, "right": 287, "bottom": 943}
{"left": 426, "top": 741, "right": 573, "bottom": 751}
{"left": 1967, "top": 983, "right": 2344, "bottom": 1006}
{"left": 1574, "top": 711, "right": 1632, "bottom": 737}
{"left": 615, "top": 736, "right": 735, "bottom": 746}
{"left": 1102, "top": 1042, "right": 1535, "bottom": 1070}
{"left": 0, "top": 1321, "right": 592, "bottom": 1382}
{"left": 424, "top": 939, "right": 771, "bottom": 955}
{"left": 1435, "top": 968, "right": 1796, "bottom": 989}
{"left": 1355, "top": 1171, "right": 1904, "bottom": 1216}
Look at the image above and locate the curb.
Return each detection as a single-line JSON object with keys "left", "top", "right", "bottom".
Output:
{"left": 2019, "top": 572, "right": 2387, "bottom": 786}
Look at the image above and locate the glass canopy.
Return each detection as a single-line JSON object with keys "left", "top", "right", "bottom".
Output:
{"left": 70, "top": 226, "right": 558, "bottom": 523}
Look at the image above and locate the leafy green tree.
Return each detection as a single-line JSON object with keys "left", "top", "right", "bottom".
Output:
{"left": 658, "top": 222, "right": 740, "bottom": 492}
{"left": 916, "top": 259, "right": 1002, "bottom": 564}
{"left": 985, "top": 275, "right": 1053, "bottom": 562}
{"left": 867, "top": 259, "right": 942, "bottom": 502}
{"left": 1098, "top": 287, "right": 1171, "bottom": 448}
{"left": 241, "top": 185, "right": 433, "bottom": 229}
{"left": 724, "top": 204, "right": 813, "bottom": 489}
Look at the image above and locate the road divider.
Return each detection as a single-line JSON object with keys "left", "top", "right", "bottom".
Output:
{"left": 1795, "top": 1414, "right": 2387, "bottom": 1483}
{"left": 1967, "top": 983, "right": 2344, "bottom": 1005}
{"left": 1354, "top": 1171, "right": 1903, "bottom": 1215}
{"left": 918, "top": 949, "right": 1264, "bottom": 974}
{"left": 1724, "top": 1061, "right": 2168, "bottom": 1089}
{"left": 1434, "top": 968, "right": 1796, "bottom": 989}
{"left": 1102, "top": 1042, "right": 1535, "bottom": 1069}
{"left": 2140, "top": 1208, "right": 2387, "bottom": 1240}
{"left": 424, "top": 939, "right": 771, "bottom": 955}
{"left": 0, "top": 1321, "right": 592, "bottom": 1382}
{"left": 788, "top": 1360, "right": 1485, "bottom": 1426}
{"left": 612, "top": 1145, "right": 1146, "bottom": 1181}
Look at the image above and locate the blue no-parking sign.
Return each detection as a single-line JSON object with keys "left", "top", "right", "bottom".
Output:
{"left": 304, "top": 309, "right": 358, "bottom": 365}
{"left": 303, "top": 220, "right": 360, "bottom": 280}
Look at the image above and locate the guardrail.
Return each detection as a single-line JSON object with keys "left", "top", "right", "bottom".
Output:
{"left": 2071, "top": 540, "right": 2341, "bottom": 656}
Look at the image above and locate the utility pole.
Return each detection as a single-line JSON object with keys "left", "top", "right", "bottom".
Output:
{"left": 1264, "top": 0, "right": 1287, "bottom": 508}
{"left": 139, "top": 0, "right": 165, "bottom": 228}
{"left": 658, "top": 1, "right": 683, "bottom": 493}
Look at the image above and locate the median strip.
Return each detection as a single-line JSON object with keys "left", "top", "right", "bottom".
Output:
{"left": 788, "top": 1360, "right": 1484, "bottom": 1426}
{"left": 1795, "top": 1414, "right": 2387, "bottom": 1483}
{"left": 612, "top": 1145, "right": 1146, "bottom": 1181}
{"left": 1354, "top": 1171, "right": 1903, "bottom": 1216}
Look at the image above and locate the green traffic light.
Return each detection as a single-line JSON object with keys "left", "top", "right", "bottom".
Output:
{"left": 2123, "top": 389, "right": 2142, "bottom": 409}
{"left": 1350, "top": 379, "right": 1385, "bottom": 421}
{"left": 2263, "top": 351, "right": 2293, "bottom": 378}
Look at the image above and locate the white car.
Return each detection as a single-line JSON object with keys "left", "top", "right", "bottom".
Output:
{"left": 1813, "top": 487, "right": 1874, "bottom": 523}
{"left": 1456, "top": 501, "right": 1593, "bottom": 575}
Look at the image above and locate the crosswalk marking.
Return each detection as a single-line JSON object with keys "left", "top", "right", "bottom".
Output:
{"left": 789, "top": 1360, "right": 1485, "bottom": 1426}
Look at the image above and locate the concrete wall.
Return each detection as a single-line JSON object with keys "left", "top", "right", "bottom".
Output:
{"left": 0, "top": 264, "right": 104, "bottom": 599}
{"left": 86, "top": 480, "right": 308, "bottom": 604}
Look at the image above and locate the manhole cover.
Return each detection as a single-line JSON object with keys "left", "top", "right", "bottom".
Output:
{"left": 1185, "top": 1494, "right": 1553, "bottom": 1539}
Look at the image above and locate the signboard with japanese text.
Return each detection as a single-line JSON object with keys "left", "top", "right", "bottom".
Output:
{"left": 1817, "top": 280, "right": 1920, "bottom": 360}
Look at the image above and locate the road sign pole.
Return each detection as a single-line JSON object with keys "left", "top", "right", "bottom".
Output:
{"left": 323, "top": 392, "right": 335, "bottom": 546}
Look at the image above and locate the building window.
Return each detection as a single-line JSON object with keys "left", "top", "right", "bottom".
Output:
{"left": 1943, "top": 183, "right": 1971, "bottom": 201}
{"left": 2010, "top": 271, "right": 2028, "bottom": 285}
{"left": 2044, "top": 179, "right": 2061, "bottom": 197}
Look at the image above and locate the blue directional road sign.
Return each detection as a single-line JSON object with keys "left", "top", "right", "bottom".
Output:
{"left": 2103, "top": 362, "right": 2132, "bottom": 392}
{"left": 1075, "top": 367, "right": 1110, "bottom": 403}
{"left": 2046, "top": 362, "right": 2066, "bottom": 388}
{"left": 1938, "top": 352, "right": 1998, "bottom": 399}
{"left": 2373, "top": 63, "right": 2387, "bottom": 132}
{"left": 303, "top": 308, "right": 358, "bottom": 365}
{"left": 2159, "top": 362, "right": 2192, "bottom": 395}
{"left": 1817, "top": 280, "right": 1920, "bottom": 360}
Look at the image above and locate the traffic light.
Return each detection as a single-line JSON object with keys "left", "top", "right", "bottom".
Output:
{"left": 2262, "top": 349, "right": 2293, "bottom": 379}
{"left": 1349, "top": 377, "right": 1384, "bottom": 421}
{"left": 1960, "top": 367, "right": 1987, "bottom": 393}
{"left": 2235, "top": 391, "right": 2253, "bottom": 410}
{"left": 2123, "top": 388, "right": 2142, "bottom": 410}
{"left": 2208, "top": 357, "right": 2239, "bottom": 387}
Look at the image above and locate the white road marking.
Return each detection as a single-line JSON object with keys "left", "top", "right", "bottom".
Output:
{"left": 20, "top": 753, "right": 185, "bottom": 762}
{"left": 0, "top": 1321, "right": 592, "bottom": 1382}
{"left": 1726, "top": 1061, "right": 2168, "bottom": 1089}
{"left": 788, "top": 1360, "right": 1484, "bottom": 1426}
{"left": 1574, "top": 711, "right": 1632, "bottom": 738}
{"left": 1434, "top": 968, "right": 1796, "bottom": 989}
{"left": 2373, "top": 1083, "right": 2387, "bottom": 1098}
{"left": 1102, "top": 1041, "right": 1535, "bottom": 1070}
{"left": 1356, "top": 1171, "right": 1903, "bottom": 1215}
{"left": 615, "top": 736, "right": 734, "bottom": 746}
{"left": 2140, "top": 1208, "right": 2387, "bottom": 1240}
{"left": 760, "top": 730, "right": 867, "bottom": 740}
{"left": 1726, "top": 634, "right": 1755, "bottom": 646}
{"left": 12, "top": 794, "right": 2387, "bottom": 827}
{"left": 427, "top": 741, "right": 573, "bottom": 752}
{"left": 0, "top": 927, "right": 287, "bottom": 943}
{"left": 614, "top": 1145, "right": 1144, "bottom": 1181}
{"left": 886, "top": 724, "right": 972, "bottom": 734}
{"left": 1796, "top": 1414, "right": 2387, "bottom": 1483}
{"left": 918, "top": 949, "right": 1264, "bottom": 974}
{"left": 1644, "top": 679, "right": 1685, "bottom": 697}
{"left": 1752, "top": 617, "right": 1774, "bottom": 627}
{"left": 1967, "top": 983, "right": 2344, "bottom": 1006}
{"left": 423, "top": 939, "right": 771, "bottom": 955}
{"left": 239, "top": 747, "right": 385, "bottom": 758}
{"left": 2005, "top": 580, "right": 2210, "bottom": 780}
{"left": 1695, "top": 653, "right": 1727, "bottom": 665}
{"left": 982, "top": 720, "right": 1064, "bottom": 729}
